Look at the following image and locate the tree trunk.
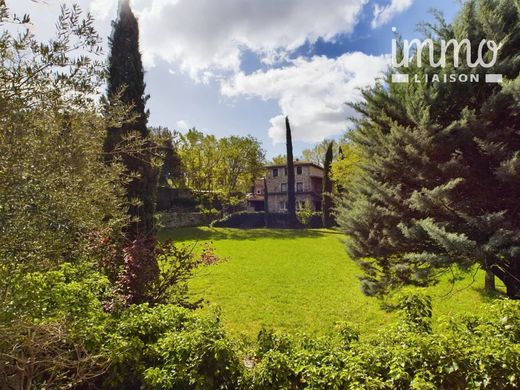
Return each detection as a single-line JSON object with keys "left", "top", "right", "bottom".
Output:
{"left": 484, "top": 270, "right": 495, "bottom": 292}
{"left": 491, "top": 261, "right": 520, "bottom": 299}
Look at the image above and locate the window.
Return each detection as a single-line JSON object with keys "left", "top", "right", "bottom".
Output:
{"left": 281, "top": 183, "right": 287, "bottom": 192}
{"left": 284, "top": 167, "right": 287, "bottom": 176}
{"left": 279, "top": 201, "right": 287, "bottom": 210}
{"left": 273, "top": 168, "right": 278, "bottom": 177}
{"left": 296, "top": 166, "right": 303, "bottom": 175}
{"left": 296, "top": 182, "right": 303, "bottom": 192}
{"left": 256, "top": 189, "right": 261, "bottom": 194}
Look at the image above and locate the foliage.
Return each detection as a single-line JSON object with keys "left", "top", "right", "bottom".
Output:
{"left": 285, "top": 117, "right": 298, "bottom": 227}
{"left": 211, "top": 211, "right": 267, "bottom": 228}
{"left": 244, "top": 297, "right": 520, "bottom": 390}
{"left": 151, "top": 126, "right": 183, "bottom": 188}
{"left": 2, "top": 263, "right": 518, "bottom": 389}
{"left": 330, "top": 143, "right": 362, "bottom": 192}
{"left": 336, "top": 0, "right": 520, "bottom": 298}
{"left": 117, "top": 236, "right": 160, "bottom": 305}
{"left": 102, "top": 304, "right": 242, "bottom": 390}
{"left": 0, "top": 1, "right": 127, "bottom": 307}
{"left": 269, "top": 154, "right": 286, "bottom": 165}
{"left": 296, "top": 200, "right": 315, "bottom": 227}
{"left": 263, "top": 178, "right": 270, "bottom": 226}
{"left": 0, "top": 263, "right": 111, "bottom": 388}
{"left": 0, "top": 2, "right": 103, "bottom": 109}
{"left": 148, "top": 241, "right": 223, "bottom": 307}
{"left": 211, "top": 211, "right": 323, "bottom": 229}
{"left": 177, "top": 128, "right": 265, "bottom": 201}
{"left": 322, "top": 141, "right": 335, "bottom": 228}
{"left": 301, "top": 139, "right": 336, "bottom": 167}
{"left": 104, "top": 0, "right": 158, "bottom": 240}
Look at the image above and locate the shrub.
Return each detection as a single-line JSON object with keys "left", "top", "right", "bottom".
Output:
{"left": 103, "top": 304, "right": 242, "bottom": 389}
{"left": 211, "top": 211, "right": 266, "bottom": 228}
{"left": 245, "top": 296, "right": 520, "bottom": 390}
{"left": 296, "top": 200, "right": 314, "bottom": 226}
{"left": 211, "top": 211, "right": 324, "bottom": 229}
{"left": 147, "top": 241, "right": 223, "bottom": 307}
{"left": 0, "top": 263, "right": 111, "bottom": 389}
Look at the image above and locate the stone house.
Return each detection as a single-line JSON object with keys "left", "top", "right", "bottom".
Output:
{"left": 247, "top": 162, "right": 324, "bottom": 212}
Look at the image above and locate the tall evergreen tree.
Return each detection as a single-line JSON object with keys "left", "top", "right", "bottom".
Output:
{"left": 263, "top": 177, "right": 269, "bottom": 227}
{"left": 285, "top": 116, "right": 297, "bottom": 226}
{"left": 335, "top": 144, "right": 346, "bottom": 195}
{"left": 322, "top": 142, "right": 334, "bottom": 228}
{"left": 337, "top": 0, "right": 520, "bottom": 299}
{"left": 104, "top": 0, "right": 157, "bottom": 240}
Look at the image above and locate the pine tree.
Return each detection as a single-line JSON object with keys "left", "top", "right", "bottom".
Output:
{"left": 337, "top": 0, "right": 520, "bottom": 299}
{"left": 285, "top": 116, "right": 297, "bottom": 227}
{"left": 104, "top": 0, "right": 157, "bottom": 240}
{"left": 322, "top": 142, "right": 334, "bottom": 228}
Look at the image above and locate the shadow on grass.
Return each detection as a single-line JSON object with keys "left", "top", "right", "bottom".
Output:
{"left": 158, "top": 226, "right": 343, "bottom": 242}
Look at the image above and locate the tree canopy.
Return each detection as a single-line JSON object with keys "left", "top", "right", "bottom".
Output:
{"left": 336, "top": 0, "right": 520, "bottom": 298}
{"left": 177, "top": 128, "right": 265, "bottom": 197}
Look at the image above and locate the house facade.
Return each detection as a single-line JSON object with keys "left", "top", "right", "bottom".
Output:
{"left": 247, "top": 162, "right": 324, "bottom": 213}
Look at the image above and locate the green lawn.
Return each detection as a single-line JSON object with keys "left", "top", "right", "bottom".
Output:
{"left": 159, "top": 227, "right": 503, "bottom": 339}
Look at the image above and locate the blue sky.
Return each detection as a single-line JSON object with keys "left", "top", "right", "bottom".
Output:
{"left": 11, "top": 0, "right": 461, "bottom": 158}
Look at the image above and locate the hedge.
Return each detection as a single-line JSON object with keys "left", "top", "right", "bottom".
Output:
{"left": 210, "top": 211, "right": 324, "bottom": 229}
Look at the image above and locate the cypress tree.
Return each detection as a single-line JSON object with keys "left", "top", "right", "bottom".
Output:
{"left": 335, "top": 145, "right": 346, "bottom": 195}
{"left": 285, "top": 116, "right": 297, "bottom": 227}
{"left": 263, "top": 177, "right": 269, "bottom": 227}
{"left": 322, "top": 141, "right": 334, "bottom": 228}
{"left": 337, "top": 0, "right": 520, "bottom": 298}
{"left": 105, "top": 0, "right": 157, "bottom": 240}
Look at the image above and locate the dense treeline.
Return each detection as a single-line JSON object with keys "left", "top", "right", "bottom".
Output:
{"left": 177, "top": 128, "right": 265, "bottom": 196}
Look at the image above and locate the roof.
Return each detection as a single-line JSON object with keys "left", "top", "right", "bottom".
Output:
{"left": 265, "top": 161, "right": 324, "bottom": 171}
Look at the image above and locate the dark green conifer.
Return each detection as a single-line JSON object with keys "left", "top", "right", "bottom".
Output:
{"left": 285, "top": 116, "right": 297, "bottom": 227}
{"left": 264, "top": 177, "right": 269, "bottom": 227}
{"left": 322, "top": 142, "right": 334, "bottom": 228}
{"left": 105, "top": 0, "right": 157, "bottom": 240}
{"left": 337, "top": 0, "right": 520, "bottom": 298}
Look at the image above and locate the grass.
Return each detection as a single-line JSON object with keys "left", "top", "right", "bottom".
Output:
{"left": 159, "top": 227, "right": 504, "bottom": 339}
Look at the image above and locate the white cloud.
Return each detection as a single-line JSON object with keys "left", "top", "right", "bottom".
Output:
{"left": 221, "top": 52, "right": 389, "bottom": 144}
{"left": 134, "top": 0, "right": 367, "bottom": 79}
{"left": 175, "top": 119, "right": 190, "bottom": 131}
{"left": 372, "top": 0, "right": 413, "bottom": 29}
{"left": 89, "top": 0, "right": 118, "bottom": 22}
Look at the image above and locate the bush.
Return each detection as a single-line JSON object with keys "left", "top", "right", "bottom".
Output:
{"left": 0, "top": 263, "right": 111, "bottom": 388}
{"left": 296, "top": 201, "right": 314, "bottom": 226}
{"left": 2, "top": 263, "right": 519, "bottom": 390}
{"left": 211, "top": 211, "right": 324, "bottom": 229}
{"left": 306, "top": 212, "right": 323, "bottom": 229}
{"left": 103, "top": 304, "right": 242, "bottom": 389}
{"left": 244, "top": 296, "right": 520, "bottom": 390}
{"left": 211, "top": 211, "right": 266, "bottom": 228}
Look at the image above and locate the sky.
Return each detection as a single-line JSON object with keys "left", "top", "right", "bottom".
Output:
{"left": 8, "top": 0, "right": 460, "bottom": 158}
